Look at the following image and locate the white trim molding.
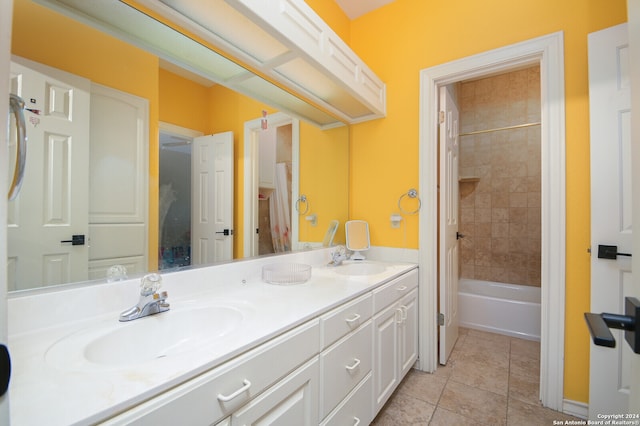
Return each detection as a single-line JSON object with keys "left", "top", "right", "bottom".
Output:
{"left": 418, "top": 31, "right": 566, "bottom": 411}
{"left": 243, "top": 112, "right": 300, "bottom": 257}
{"left": 563, "top": 399, "right": 588, "bottom": 420}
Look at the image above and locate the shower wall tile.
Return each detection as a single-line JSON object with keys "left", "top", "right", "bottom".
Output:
{"left": 458, "top": 66, "right": 541, "bottom": 287}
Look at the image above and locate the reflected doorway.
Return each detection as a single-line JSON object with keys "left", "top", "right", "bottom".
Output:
{"left": 158, "top": 123, "right": 202, "bottom": 269}
{"left": 243, "top": 113, "right": 300, "bottom": 257}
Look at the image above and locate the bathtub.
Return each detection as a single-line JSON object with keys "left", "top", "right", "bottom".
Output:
{"left": 458, "top": 278, "right": 541, "bottom": 341}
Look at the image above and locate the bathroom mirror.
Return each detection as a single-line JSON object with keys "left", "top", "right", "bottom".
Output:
{"left": 345, "top": 220, "right": 370, "bottom": 260}
{"left": 7, "top": 0, "right": 349, "bottom": 292}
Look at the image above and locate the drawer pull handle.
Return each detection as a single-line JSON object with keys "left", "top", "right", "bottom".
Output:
{"left": 396, "top": 285, "right": 408, "bottom": 292}
{"left": 345, "top": 358, "right": 361, "bottom": 372}
{"left": 217, "top": 379, "right": 252, "bottom": 402}
{"left": 345, "top": 313, "right": 361, "bottom": 324}
{"left": 400, "top": 305, "right": 408, "bottom": 322}
{"left": 395, "top": 307, "right": 403, "bottom": 324}
{"left": 353, "top": 416, "right": 361, "bottom": 426}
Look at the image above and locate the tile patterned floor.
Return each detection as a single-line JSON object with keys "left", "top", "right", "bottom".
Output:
{"left": 372, "top": 328, "right": 583, "bottom": 425}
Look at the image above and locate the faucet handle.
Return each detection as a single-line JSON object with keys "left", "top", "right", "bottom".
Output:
{"left": 140, "top": 273, "right": 162, "bottom": 296}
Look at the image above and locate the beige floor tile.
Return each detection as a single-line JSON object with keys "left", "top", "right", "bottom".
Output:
{"left": 450, "top": 356, "right": 509, "bottom": 396}
{"left": 438, "top": 380, "right": 508, "bottom": 425}
{"left": 430, "top": 406, "right": 481, "bottom": 425}
{"left": 378, "top": 331, "right": 578, "bottom": 425}
{"left": 397, "top": 368, "right": 448, "bottom": 405}
{"left": 509, "top": 372, "right": 540, "bottom": 406}
{"left": 462, "top": 332, "right": 511, "bottom": 357}
{"left": 510, "top": 337, "right": 540, "bottom": 361}
{"left": 371, "top": 392, "right": 435, "bottom": 426}
{"left": 510, "top": 351, "right": 540, "bottom": 379}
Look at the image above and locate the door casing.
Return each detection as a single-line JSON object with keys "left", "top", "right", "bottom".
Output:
{"left": 418, "top": 31, "right": 566, "bottom": 411}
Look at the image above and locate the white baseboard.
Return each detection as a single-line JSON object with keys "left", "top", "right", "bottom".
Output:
{"left": 563, "top": 399, "right": 588, "bottom": 419}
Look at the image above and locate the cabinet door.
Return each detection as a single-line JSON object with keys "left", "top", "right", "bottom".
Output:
{"left": 372, "top": 302, "right": 400, "bottom": 413}
{"left": 399, "top": 288, "right": 419, "bottom": 377}
{"left": 231, "top": 357, "right": 319, "bottom": 426}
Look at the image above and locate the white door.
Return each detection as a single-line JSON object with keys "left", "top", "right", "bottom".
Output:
{"left": 191, "top": 132, "right": 234, "bottom": 264}
{"left": 88, "top": 83, "right": 148, "bottom": 279}
{"left": 439, "top": 85, "right": 460, "bottom": 364}
{"left": 588, "top": 23, "right": 633, "bottom": 416}
{"left": 8, "top": 58, "right": 90, "bottom": 291}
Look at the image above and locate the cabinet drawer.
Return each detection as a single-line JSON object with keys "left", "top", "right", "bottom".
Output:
{"left": 321, "top": 373, "right": 372, "bottom": 426}
{"left": 232, "top": 356, "right": 319, "bottom": 425}
{"left": 372, "top": 269, "right": 418, "bottom": 313}
{"left": 320, "top": 320, "right": 372, "bottom": 419}
{"left": 320, "top": 293, "right": 372, "bottom": 349}
{"left": 103, "top": 319, "right": 320, "bottom": 426}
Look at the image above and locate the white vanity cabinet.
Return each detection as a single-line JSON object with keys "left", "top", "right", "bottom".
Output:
{"left": 372, "top": 269, "right": 419, "bottom": 413}
{"left": 99, "top": 266, "right": 418, "bottom": 426}
{"left": 103, "top": 319, "right": 320, "bottom": 426}
{"left": 319, "top": 293, "right": 373, "bottom": 425}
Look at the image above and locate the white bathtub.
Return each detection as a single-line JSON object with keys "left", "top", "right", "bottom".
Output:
{"left": 458, "top": 278, "right": 541, "bottom": 341}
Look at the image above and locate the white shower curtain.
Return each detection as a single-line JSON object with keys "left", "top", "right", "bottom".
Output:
{"left": 269, "top": 162, "right": 291, "bottom": 252}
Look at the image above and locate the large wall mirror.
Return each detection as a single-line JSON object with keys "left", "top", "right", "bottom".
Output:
{"left": 7, "top": 0, "right": 349, "bottom": 292}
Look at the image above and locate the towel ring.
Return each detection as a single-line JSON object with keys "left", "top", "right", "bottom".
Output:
{"left": 398, "top": 188, "right": 421, "bottom": 215}
{"left": 296, "top": 194, "right": 310, "bottom": 215}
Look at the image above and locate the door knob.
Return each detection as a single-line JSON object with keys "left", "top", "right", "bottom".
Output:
{"left": 456, "top": 232, "right": 465, "bottom": 240}
{"left": 60, "top": 234, "right": 85, "bottom": 245}
{"left": 597, "top": 244, "right": 632, "bottom": 259}
{"left": 584, "top": 297, "right": 640, "bottom": 353}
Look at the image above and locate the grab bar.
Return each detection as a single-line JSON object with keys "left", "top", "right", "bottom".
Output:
{"left": 8, "top": 94, "right": 27, "bottom": 201}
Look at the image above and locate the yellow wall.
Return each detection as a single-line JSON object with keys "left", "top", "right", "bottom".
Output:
{"left": 159, "top": 69, "right": 210, "bottom": 133}
{"left": 310, "top": 0, "right": 627, "bottom": 404}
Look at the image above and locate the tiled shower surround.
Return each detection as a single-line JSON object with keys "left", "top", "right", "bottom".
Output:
{"left": 458, "top": 66, "right": 541, "bottom": 287}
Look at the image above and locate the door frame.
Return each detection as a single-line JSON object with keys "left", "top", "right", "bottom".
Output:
{"left": 418, "top": 31, "right": 566, "bottom": 410}
{"left": 243, "top": 112, "right": 300, "bottom": 257}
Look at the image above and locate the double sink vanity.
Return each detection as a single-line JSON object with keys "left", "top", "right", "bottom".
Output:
{"left": 8, "top": 248, "right": 418, "bottom": 425}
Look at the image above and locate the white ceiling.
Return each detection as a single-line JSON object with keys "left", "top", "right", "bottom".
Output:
{"left": 334, "top": 0, "right": 396, "bottom": 19}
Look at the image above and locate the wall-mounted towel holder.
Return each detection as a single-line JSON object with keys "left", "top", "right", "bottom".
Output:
{"left": 584, "top": 297, "right": 640, "bottom": 354}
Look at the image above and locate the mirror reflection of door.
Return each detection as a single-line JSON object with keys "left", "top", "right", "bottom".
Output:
{"left": 257, "top": 122, "right": 293, "bottom": 255}
{"left": 159, "top": 126, "right": 197, "bottom": 270}
{"left": 158, "top": 124, "right": 234, "bottom": 270}
{"left": 7, "top": 58, "right": 90, "bottom": 291}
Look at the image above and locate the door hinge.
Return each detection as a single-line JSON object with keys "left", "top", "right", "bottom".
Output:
{"left": 438, "top": 312, "right": 444, "bottom": 326}
{"left": 439, "top": 111, "right": 445, "bottom": 124}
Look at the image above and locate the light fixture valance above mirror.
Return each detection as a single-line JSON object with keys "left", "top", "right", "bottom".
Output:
{"left": 37, "top": 0, "right": 386, "bottom": 127}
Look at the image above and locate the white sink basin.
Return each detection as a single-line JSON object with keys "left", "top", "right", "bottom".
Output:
{"left": 46, "top": 306, "right": 244, "bottom": 368}
{"left": 334, "top": 262, "right": 387, "bottom": 276}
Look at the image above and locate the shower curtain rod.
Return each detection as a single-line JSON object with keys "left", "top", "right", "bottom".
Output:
{"left": 459, "top": 121, "right": 541, "bottom": 137}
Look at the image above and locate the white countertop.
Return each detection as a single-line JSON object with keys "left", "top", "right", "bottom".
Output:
{"left": 8, "top": 249, "right": 417, "bottom": 426}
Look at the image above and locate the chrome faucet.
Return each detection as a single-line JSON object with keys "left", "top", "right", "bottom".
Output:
{"left": 119, "top": 273, "right": 170, "bottom": 322}
{"left": 328, "top": 245, "right": 348, "bottom": 266}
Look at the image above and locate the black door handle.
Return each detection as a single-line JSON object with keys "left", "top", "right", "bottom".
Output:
{"left": 61, "top": 234, "right": 85, "bottom": 245}
{"left": 456, "top": 232, "right": 465, "bottom": 240}
{"left": 215, "top": 229, "right": 233, "bottom": 236}
{"left": 0, "top": 344, "right": 11, "bottom": 397}
{"left": 597, "top": 244, "right": 632, "bottom": 259}
{"left": 584, "top": 297, "right": 640, "bottom": 353}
